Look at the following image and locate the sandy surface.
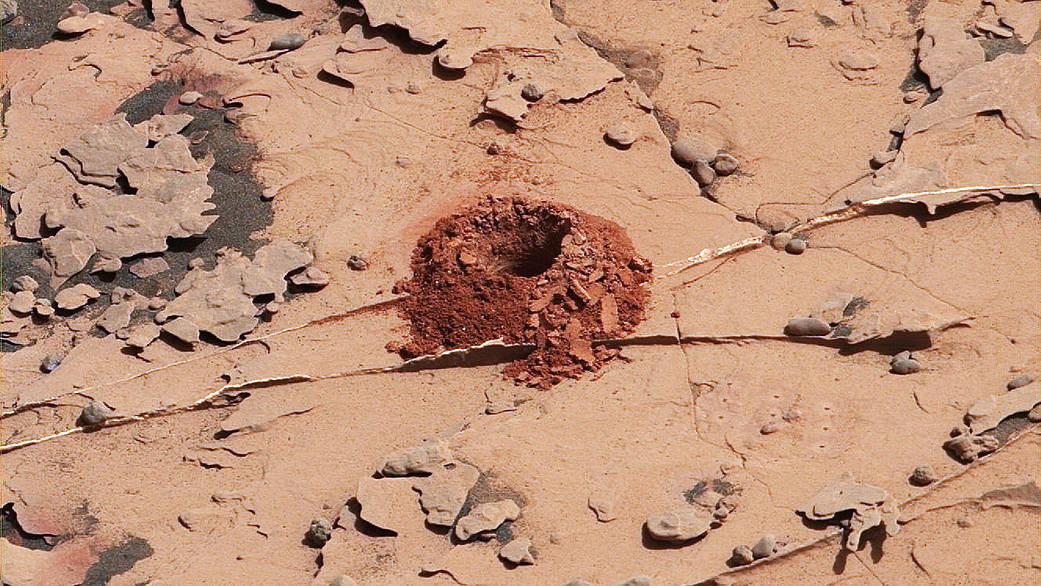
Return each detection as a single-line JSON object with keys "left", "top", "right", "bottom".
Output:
{"left": 1, "top": 0, "right": 1039, "bottom": 584}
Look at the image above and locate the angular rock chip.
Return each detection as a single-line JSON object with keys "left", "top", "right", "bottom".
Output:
{"left": 125, "top": 323, "right": 161, "bottom": 349}
{"left": 644, "top": 508, "right": 713, "bottom": 543}
{"left": 499, "top": 537, "right": 535, "bottom": 565}
{"left": 161, "top": 316, "right": 200, "bottom": 344}
{"left": 380, "top": 439, "right": 451, "bottom": 476}
{"left": 41, "top": 228, "right": 97, "bottom": 283}
{"left": 799, "top": 474, "right": 899, "bottom": 551}
{"left": 290, "top": 266, "right": 330, "bottom": 287}
{"left": 356, "top": 476, "right": 419, "bottom": 534}
{"left": 944, "top": 433, "right": 1000, "bottom": 463}
{"left": 454, "top": 499, "right": 520, "bottom": 541}
{"left": 133, "top": 113, "right": 193, "bottom": 142}
{"left": 412, "top": 461, "right": 480, "bottom": 526}
{"left": 54, "top": 283, "right": 100, "bottom": 310}
{"left": 77, "top": 400, "right": 115, "bottom": 426}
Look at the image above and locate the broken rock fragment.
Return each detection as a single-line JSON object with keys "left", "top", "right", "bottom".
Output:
{"left": 783, "top": 317, "right": 831, "bottom": 337}
{"left": 944, "top": 432, "right": 1000, "bottom": 463}
{"left": 918, "top": 17, "right": 985, "bottom": 90}
{"left": 798, "top": 474, "right": 899, "bottom": 551}
{"left": 156, "top": 242, "right": 314, "bottom": 343}
{"left": 77, "top": 400, "right": 115, "bottom": 426}
{"left": 380, "top": 439, "right": 451, "bottom": 476}
{"left": 909, "top": 465, "right": 938, "bottom": 487}
{"left": 161, "top": 317, "right": 200, "bottom": 345}
{"left": 11, "top": 276, "right": 38, "bottom": 293}
{"left": 412, "top": 461, "right": 479, "bottom": 526}
{"left": 54, "top": 283, "right": 100, "bottom": 311}
{"left": 644, "top": 508, "right": 712, "bottom": 543}
{"left": 8, "top": 291, "right": 35, "bottom": 315}
{"left": 290, "top": 266, "right": 330, "bottom": 287}
{"left": 305, "top": 518, "right": 332, "bottom": 548}
{"left": 499, "top": 537, "right": 535, "bottom": 565}
{"left": 454, "top": 499, "right": 520, "bottom": 541}
{"left": 356, "top": 477, "right": 418, "bottom": 534}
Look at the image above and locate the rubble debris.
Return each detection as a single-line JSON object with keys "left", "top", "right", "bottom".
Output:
{"left": 890, "top": 351, "right": 922, "bottom": 375}
{"left": 11, "top": 276, "right": 38, "bottom": 293}
{"left": 54, "top": 284, "right": 101, "bottom": 311}
{"left": 155, "top": 242, "right": 314, "bottom": 343}
{"left": 77, "top": 400, "right": 115, "bottom": 426}
{"left": 909, "top": 465, "right": 938, "bottom": 486}
{"left": 40, "top": 353, "right": 62, "bottom": 373}
{"left": 918, "top": 17, "right": 985, "bottom": 90}
{"left": 1007, "top": 374, "right": 1034, "bottom": 390}
{"left": 398, "top": 196, "right": 650, "bottom": 388}
{"left": 290, "top": 266, "right": 331, "bottom": 288}
{"left": 604, "top": 124, "right": 636, "bottom": 148}
{"left": 96, "top": 289, "right": 142, "bottom": 333}
{"left": 380, "top": 440, "right": 451, "bottom": 476}
{"left": 454, "top": 500, "right": 521, "bottom": 541}
{"left": 644, "top": 508, "right": 712, "bottom": 543}
{"left": 588, "top": 492, "right": 617, "bottom": 522}
{"left": 499, "top": 537, "right": 535, "bottom": 565}
{"left": 270, "top": 32, "right": 307, "bottom": 51}
{"left": 305, "top": 518, "right": 333, "bottom": 548}
{"left": 751, "top": 534, "right": 777, "bottom": 560}
{"left": 798, "top": 474, "right": 900, "bottom": 551}
{"left": 783, "top": 317, "right": 831, "bottom": 337}
{"left": 413, "top": 461, "right": 480, "bottom": 527}
{"left": 944, "top": 431, "right": 1000, "bottom": 463}
{"left": 964, "top": 381, "right": 1040, "bottom": 434}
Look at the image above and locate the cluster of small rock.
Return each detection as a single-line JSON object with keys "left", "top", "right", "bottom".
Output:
{"left": 730, "top": 534, "right": 782, "bottom": 566}
{"left": 644, "top": 477, "right": 739, "bottom": 545}
{"left": 944, "top": 375, "right": 1039, "bottom": 463}
{"left": 670, "top": 135, "right": 740, "bottom": 190}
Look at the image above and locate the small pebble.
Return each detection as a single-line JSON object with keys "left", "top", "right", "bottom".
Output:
{"left": 712, "top": 152, "right": 739, "bottom": 176}
{"left": 784, "top": 237, "right": 807, "bottom": 255}
{"left": 909, "top": 465, "right": 938, "bottom": 486}
{"left": 956, "top": 518, "right": 972, "bottom": 528}
{"left": 11, "top": 275, "right": 38, "bottom": 293}
{"left": 890, "top": 357, "right": 921, "bottom": 375}
{"left": 179, "top": 91, "right": 203, "bottom": 105}
{"left": 328, "top": 577, "right": 357, "bottom": 586}
{"left": 1027, "top": 404, "right": 1041, "bottom": 422}
{"left": 613, "top": 577, "right": 652, "bottom": 586}
{"left": 671, "top": 135, "right": 717, "bottom": 166}
{"left": 394, "top": 156, "right": 412, "bottom": 168}
{"left": 604, "top": 124, "right": 636, "bottom": 148}
{"left": 781, "top": 408, "right": 802, "bottom": 422}
{"left": 305, "top": 518, "right": 333, "bottom": 548}
{"left": 759, "top": 422, "right": 779, "bottom": 435}
{"left": 751, "top": 534, "right": 776, "bottom": 559}
{"left": 40, "top": 354, "right": 62, "bottom": 373}
{"left": 1007, "top": 374, "right": 1034, "bottom": 390}
{"left": 269, "top": 32, "right": 306, "bottom": 51}
{"left": 347, "top": 255, "right": 368, "bottom": 271}
{"left": 77, "top": 400, "right": 115, "bottom": 426}
{"left": 521, "top": 83, "right": 544, "bottom": 102}
{"left": 486, "top": 142, "right": 502, "bottom": 155}
{"left": 784, "top": 317, "right": 831, "bottom": 337}
{"left": 770, "top": 232, "right": 792, "bottom": 251}
{"left": 691, "top": 160, "right": 716, "bottom": 187}
{"left": 730, "top": 544, "right": 755, "bottom": 566}
{"left": 405, "top": 82, "right": 422, "bottom": 94}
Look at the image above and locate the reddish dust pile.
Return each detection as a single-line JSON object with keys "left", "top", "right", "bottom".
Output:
{"left": 397, "top": 196, "right": 652, "bottom": 387}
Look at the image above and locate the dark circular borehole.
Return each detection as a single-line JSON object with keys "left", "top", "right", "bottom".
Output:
{"left": 488, "top": 214, "right": 571, "bottom": 277}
